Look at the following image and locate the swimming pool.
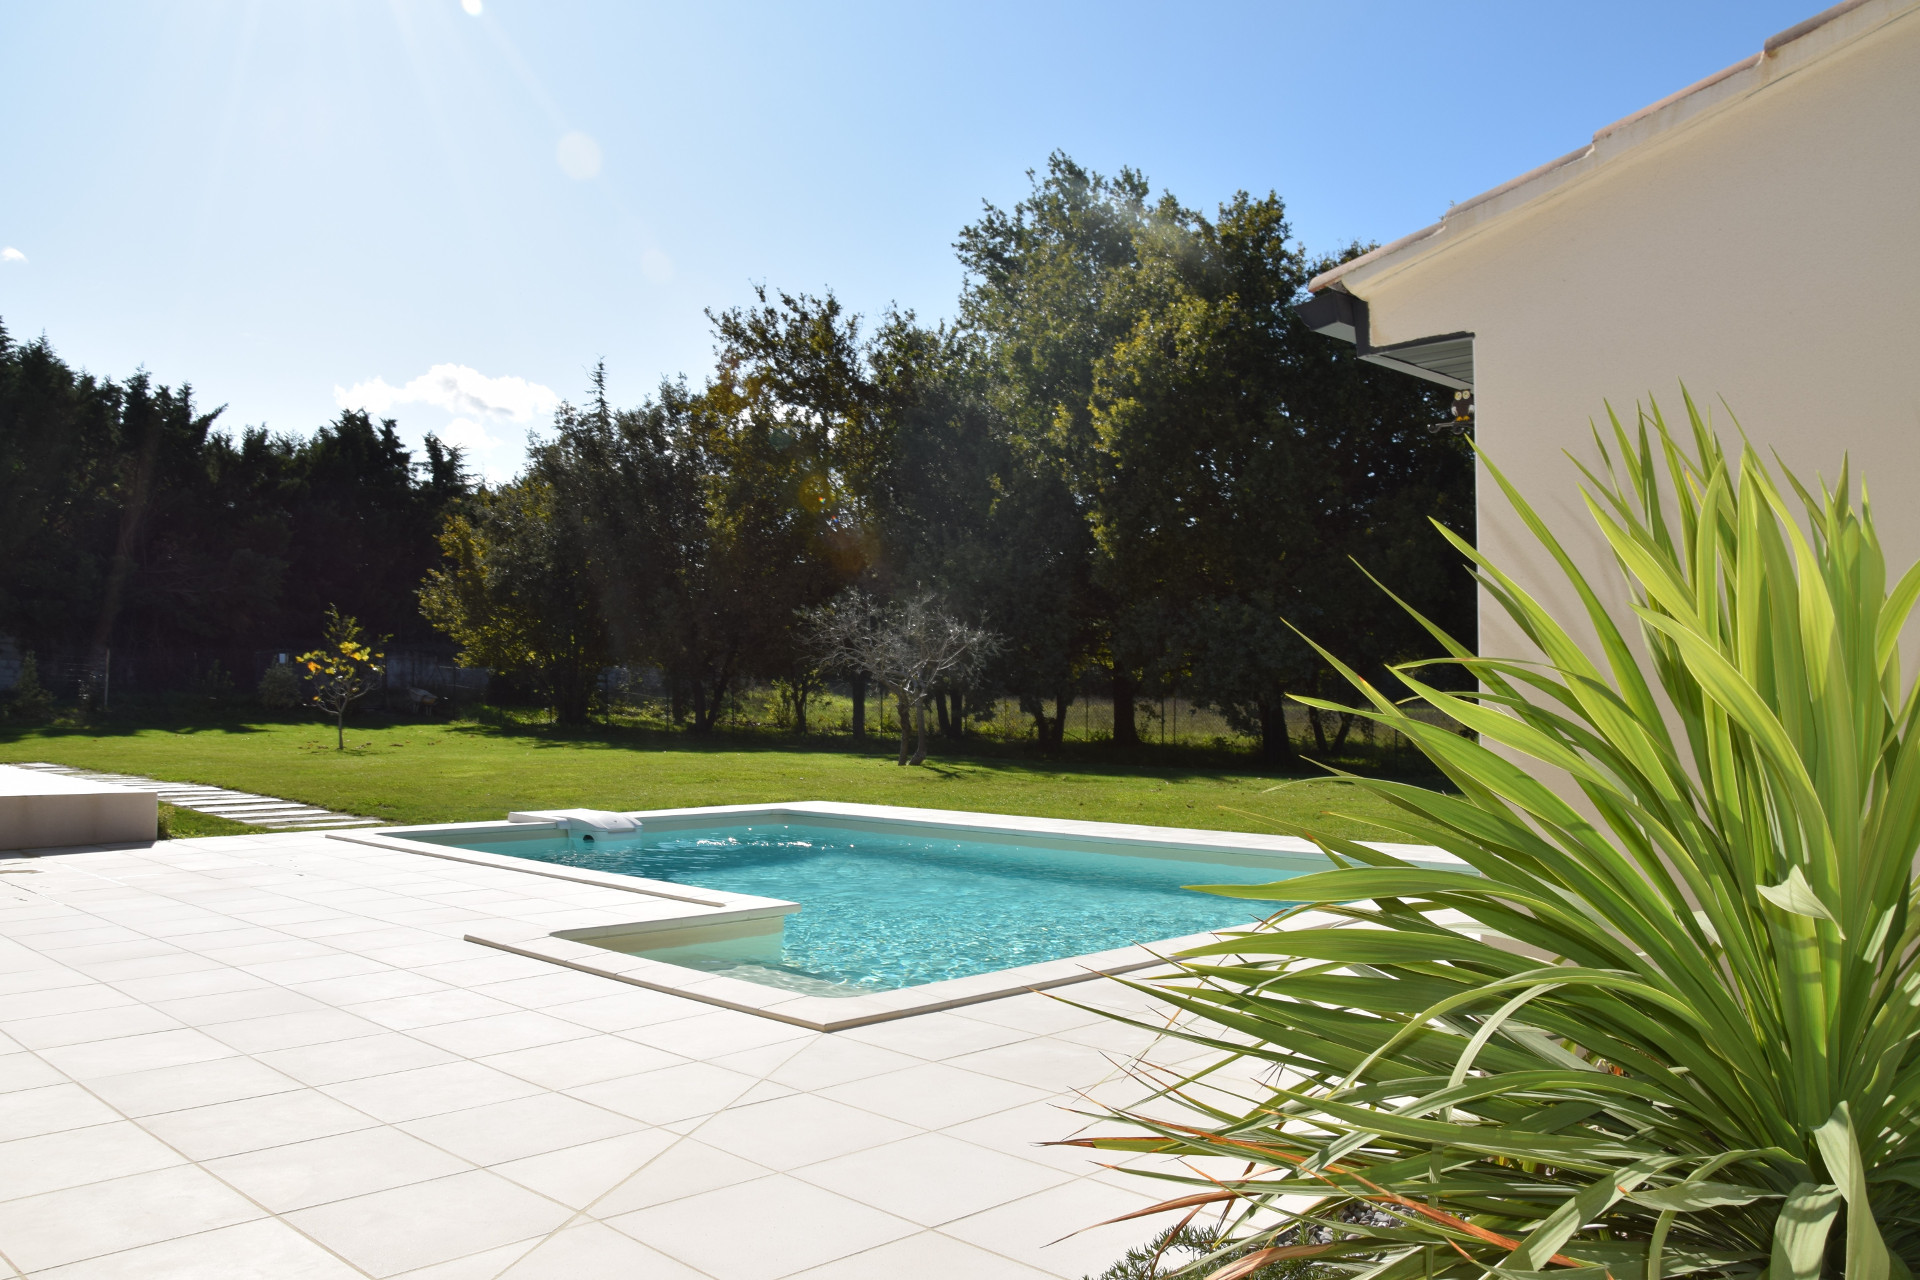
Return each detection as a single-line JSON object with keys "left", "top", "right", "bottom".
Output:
{"left": 430, "top": 820, "right": 1294, "bottom": 997}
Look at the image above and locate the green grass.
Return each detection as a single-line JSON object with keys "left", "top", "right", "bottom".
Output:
{"left": 157, "top": 803, "right": 258, "bottom": 838}
{"left": 1, "top": 709, "right": 1441, "bottom": 841}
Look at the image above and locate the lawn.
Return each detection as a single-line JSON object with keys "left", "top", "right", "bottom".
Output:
{"left": 1, "top": 711, "right": 1441, "bottom": 842}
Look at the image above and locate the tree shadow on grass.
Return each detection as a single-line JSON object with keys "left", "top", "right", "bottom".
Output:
{"left": 432, "top": 715, "right": 1453, "bottom": 792}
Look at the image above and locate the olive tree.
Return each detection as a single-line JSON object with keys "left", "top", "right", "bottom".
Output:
{"left": 803, "top": 590, "right": 1002, "bottom": 765}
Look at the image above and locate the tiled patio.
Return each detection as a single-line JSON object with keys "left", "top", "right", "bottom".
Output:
{"left": 0, "top": 831, "right": 1239, "bottom": 1279}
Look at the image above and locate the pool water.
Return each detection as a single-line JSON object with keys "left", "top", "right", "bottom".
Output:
{"left": 455, "top": 823, "right": 1296, "bottom": 996}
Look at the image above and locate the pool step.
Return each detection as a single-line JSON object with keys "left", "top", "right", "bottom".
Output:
{"left": 5, "top": 763, "right": 383, "bottom": 831}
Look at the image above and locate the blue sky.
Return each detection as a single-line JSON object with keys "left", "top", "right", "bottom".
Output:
{"left": 1, "top": 1, "right": 1817, "bottom": 480}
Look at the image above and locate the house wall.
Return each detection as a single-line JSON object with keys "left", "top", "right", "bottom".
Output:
{"left": 1335, "top": 2, "right": 1920, "bottom": 689}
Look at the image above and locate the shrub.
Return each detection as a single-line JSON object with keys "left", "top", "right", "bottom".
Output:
{"left": 5, "top": 652, "right": 54, "bottom": 724}
{"left": 193, "top": 660, "right": 234, "bottom": 701}
{"left": 258, "top": 662, "right": 303, "bottom": 709}
{"left": 1088, "top": 1224, "right": 1323, "bottom": 1280}
{"left": 1082, "top": 401, "right": 1920, "bottom": 1279}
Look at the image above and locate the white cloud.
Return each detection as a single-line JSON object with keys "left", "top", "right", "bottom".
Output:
{"left": 557, "top": 131, "right": 602, "bottom": 180}
{"left": 0, "top": 247, "right": 25, "bottom": 263}
{"left": 436, "top": 416, "right": 503, "bottom": 454}
{"left": 334, "top": 363, "right": 559, "bottom": 423}
{"left": 460, "top": 0, "right": 482, "bottom": 14}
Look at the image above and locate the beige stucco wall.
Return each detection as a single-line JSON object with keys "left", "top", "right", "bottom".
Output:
{"left": 1335, "top": 2, "right": 1920, "bottom": 682}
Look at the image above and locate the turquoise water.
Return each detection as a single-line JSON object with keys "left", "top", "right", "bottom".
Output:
{"left": 453, "top": 822, "right": 1297, "bottom": 996}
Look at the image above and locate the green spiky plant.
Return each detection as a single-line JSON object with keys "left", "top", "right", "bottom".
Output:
{"left": 1077, "top": 399, "right": 1920, "bottom": 1280}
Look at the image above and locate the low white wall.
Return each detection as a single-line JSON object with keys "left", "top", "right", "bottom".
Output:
{"left": 0, "top": 766, "right": 157, "bottom": 850}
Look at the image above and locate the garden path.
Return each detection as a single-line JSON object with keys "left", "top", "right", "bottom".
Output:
{"left": 7, "top": 762, "right": 379, "bottom": 831}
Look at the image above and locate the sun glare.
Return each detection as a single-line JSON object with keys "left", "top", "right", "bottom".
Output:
{"left": 460, "top": 0, "right": 482, "bottom": 15}
{"left": 557, "top": 131, "right": 602, "bottom": 180}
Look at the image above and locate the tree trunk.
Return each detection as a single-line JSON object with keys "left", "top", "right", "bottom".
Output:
{"left": 897, "top": 692, "right": 912, "bottom": 765}
{"left": 1111, "top": 670, "right": 1140, "bottom": 747}
{"left": 908, "top": 699, "right": 928, "bottom": 765}
{"left": 933, "top": 690, "right": 951, "bottom": 738}
{"left": 336, "top": 708, "right": 345, "bottom": 751}
{"left": 1050, "top": 691, "right": 1071, "bottom": 751}
{"left": 850, "top": 672, "right": 867, "bottom": 739}
{"left": 670, "top": 673, "right": 685, "bottom": 725}
{"left": 1259, "top": 697, "right": 1297, "bottom": 768}
{"left": 946, "top": 690, "right": 965, "bottom": 740}
{"left": 1308, "top": 705, "right": 1329, "bottom": 754}
{"left": 1331, "top": 711, "right": 1355, "bottom": 754}
{"left": 792, "top": 683, "right": 809, "bottom": 735}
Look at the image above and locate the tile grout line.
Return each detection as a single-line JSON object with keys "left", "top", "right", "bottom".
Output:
{"left": 2, "top": 842, "right": 748, "bottom": 1273}
{"left": 6, "top": 838, "right": 1184, "bottom": 1278}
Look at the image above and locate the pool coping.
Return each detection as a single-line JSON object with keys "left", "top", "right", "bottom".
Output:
{"left": 329, "top": 801, "right": 1460, "bottom": 1031}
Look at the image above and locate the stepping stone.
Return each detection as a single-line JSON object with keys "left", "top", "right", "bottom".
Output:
{"left": 14, "top": 763, "right": 380, "bottom": 831}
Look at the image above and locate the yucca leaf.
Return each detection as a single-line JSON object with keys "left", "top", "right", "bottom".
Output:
{"left": 1082, "top": 399, "right": 1920, "bottom": 1278}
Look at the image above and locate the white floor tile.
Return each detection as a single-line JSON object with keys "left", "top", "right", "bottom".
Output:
{"left": 750, "top": 1034, "right": 921, "bottom": 1091}
{"left": 27, "top": 1028, "right": 240, "bottom": 1086}
{"left": 684, "top": 1092, "right": 919, "bottom": 1172}
{"left": 407, "top": 1010, "right": 595, "bottom": 1058}
{"left": 938, "top": 1176, "right": 1165, "bottom": 1278}
{"left": 204, "top": 1124, "right": 473, "bottom": 1211}
{"left": 0, "top": 982, "right": 136, "bottom": 1022}
{"left": 283, "top": 1169, "right": 575, "bottom": 1277}
{"left": 478, "top": 1034, "right": 681, "bottom": 1090}
{"left": 589, "top": 1137, "right": 772, "bottom": 1216}
{"left": 387, "top": 1241, "right": 539, "bottom": 1280}
{"left": 346, "top": 988, "right": 521, "bottom": 1031}
{"left": 543, "top": 988, "right": 711, "bottom": 1032}
{"left": 0, "top": 1083, "right": 125, "bottom": 1142}
{"left": 784, "top": 1231, "right": 1057, "bottom": 1280}
{"left": 0, "top": 1165, "right": 264, "bottom": 1273}
{"left": 838, "top": 1013, "right": 1032, "bottom": 1060}
{"left": 792, "top": 1132, "right": 1071, "bottom": 1226}
{"left": 498, "top": 1221, "right": 709, "bottom": 1278}
{"left": 946, "top": 1037, "right": 1125, "bottom": 1092}
{"left": 818, "top": 1061, "right": 1049, "bottom": 1129}
{"left": 0, "top": 1050, "right": 66, "bottom": 1094}
{"left": 397, "top": 1091, "right": 641, "bottom": 1166}
{"left": 86, "top": 1055, "right": 303, "bottom": 1118}
{"left": 940, "top": 1100, "right": 1113, "bottom": 1175}
{"left": 22, "top": 1217, "right": 363, "bottom": 1280}
{"left": 203, "top": 1007, "right": 391, "bottom": 1054}
{"left": 0, "top": 1120, "right": 185, "bottom": 1201}
{"left": 5, "top": 1005, "right": 184, "bottom": 1050}
{"left": 320, "top": 1059, "right": 545, "bottom": 1123}
{"left": 108, "top": 967, "right": 273, "bottom": 1002}
{"left": 286, "top": 969, "right": 451, "bottom": 1005}
{"left": 149, "top": 987, "right": 329, "bottom": 1027}
{"left": 490, "top": 1128, "right": 678, "bottom": 1208}
{"left": 607, "top": 1173, "right": 918, "bottom": 1280}
{"left": 138, "top": 1088, "right": 378, "bottom": 1160}
{"left": 954, "top": 992, "right": 1111, "bottom": 1035}
{"left": 624, "top": 1009, "right": 815, "bottom": 1059}
{"left": 254, "top": 1032, "right": 461, "bottom": 1086}
{"left": 567, "top": 1060, "right": 765, "bottom": 1124}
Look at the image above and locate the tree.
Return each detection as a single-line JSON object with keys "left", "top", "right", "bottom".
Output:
{"left": 956, "top": 154, "right": 1173, "bottom": 747}
{"left": 1088, "top": 194, "right": 1467, "bottom": 763}
{"left": 296, "top": 606, "right": 384, "bottom": 749}
{"left": 418, "top": 475, "right": 609, "bottom": 724}
{"left": 0, "top": 320, "right": 471, "bottom": 672}
{"left": 803, "top": 590, "right": 1002, "bottom": 764}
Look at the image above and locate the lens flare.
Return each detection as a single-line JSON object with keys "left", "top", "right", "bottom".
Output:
{"left": 556, "top": 131, "right": 602, "bottom": 180}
